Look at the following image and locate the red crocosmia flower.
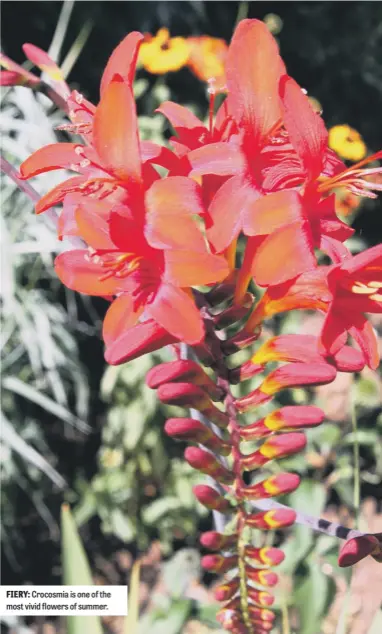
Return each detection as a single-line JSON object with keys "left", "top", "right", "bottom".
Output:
{"left": 19, "top": 34, "right": 175, "bottom": 218}
{"left": 54, "top": 204, "right": 229, "bottom": 347}
{"left": 319, "top": 244, "right": 382, "bottom": 369}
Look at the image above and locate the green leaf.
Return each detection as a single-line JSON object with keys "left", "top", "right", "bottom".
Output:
{"left": 294, "top": 559, "right": 330, "bottom": 634}
{"left": 142, "top": 497, "right": 183, "bottom": 525}
{"left": 125, "top": 561, "right": 141, "bottom": 634}
{"left": 288, "top": 479, "right": 326, "bottom": 516}
{"left": 109, "top": 509, "right": 135, "bottom": 542}
{"left": 61, "top": 504, "right": 103, "bottom": 634}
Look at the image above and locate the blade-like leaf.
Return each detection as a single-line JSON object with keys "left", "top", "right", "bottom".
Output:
{"left": 125, "top": 560, "right": 141, "bottom": 634}
{"left": 61, "top": 504, "right": 103, "bottom": 634}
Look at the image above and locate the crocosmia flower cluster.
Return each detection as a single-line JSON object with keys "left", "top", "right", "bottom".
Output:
{"left": 9, "top": 19, "right": 382, "bottom": 633}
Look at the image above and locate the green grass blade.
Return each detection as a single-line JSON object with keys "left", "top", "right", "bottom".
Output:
{"left": 61, "top": 504, "right": 103, "bottom": 634}
{"left": 124, "top": 561, "right": 141, "bottom": 634}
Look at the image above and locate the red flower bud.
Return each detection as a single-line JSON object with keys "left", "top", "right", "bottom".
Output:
{"left": 247, "top": 606, "right": 275, "bottom": 623}
{"left": 245, "top": 546, "right": 285, "bottom": 566}
{"left": 165, "top": 418, "right": 231, "bottom": 455}
{"left": 201, "top": 554, "right": 238, "bottom": 573}
{"left": 200, "top": 531, "right": 237, "bottom": 551}
{"left": 146, "top": 359, "right": 223, "bottom": 400}
{"left": 246, "top": 508, "right": 296, "bottom": 530}
{"left": 239, "top": 405, "right": 324, "bottom": 439}
{"left": 252, "top": 334, "right": 323, "bottom": 365}
{"left": 158, "top": 383, "right": 229, "bottom": 427}
{"left": 247, "top": 588, "right": 274, "bottom": 607}
{"left": 243, "top": 473, "right": 300, "bottom": 499}
{"left": 186, "top": 447, "right": 234, "bottom": 483}
{"left": 245, "top": 566, "right": 278, "bottom": 587}
{"left": 338, "top": 534, "right": 381, "bottom": 567}
{"left": 236, "top": 363, "right": 336, "bottom": 412}
{"left": 214, "top": 577, "right": 240, "bottom": 601}
{"left": 192, "top": 484, "right": 232, "bottom": 512}
{"left": 241, "top": 433, "right": 306, "bottom": 469}
{"left": 105, "top": 318, "right": 176, "bottom": 365}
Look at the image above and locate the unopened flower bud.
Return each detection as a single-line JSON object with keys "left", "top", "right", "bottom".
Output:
{"left": 246, "top": 508, "right": 296, "bottom": 530}
{"left": 241, "top": 433, "right": 306, "bottom": 469}
{"left": 200, "top": 531, "right": 237, "bottom": 551}
{"left": 245, "top": 546, "right": 285, "bottom": 566}
{"left": 146, "top": 359, "right": 223, "bottom": 400}
{"left": 186, "top": 447, "right": 234, "bottom": 483}
{"left": 193, "top": 484, "right": 232, "bottom": 512}
{"left": 158, "top": 383, "right": 229, "bottom": 427}
{"left": 201, "top": 554, "right": 238, "bottom": 573}
{"left": 165, "top": 418, "right": 231, "bottom": 455}
{"left": 245, "top": 566, "right": 278, "bottom": 587}
{"left": 236, "top": 363, "right": 336, "bottom": 412}
{"left": 243, "top": 473, "right": 300, "bottom": 499}
{"left": 214, "top": 577, "right": 240, "bottom": 601}
{"left": 338, "top": 534, "right": 382, "bottom": 567}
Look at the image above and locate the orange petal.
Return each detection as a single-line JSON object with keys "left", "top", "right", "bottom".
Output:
{"left": 280, "top": 75, "right": 328, "bottom": 178}
{"left": 146, "top": 176, "right": 204, "bottom": 216}
{"left": 54, "top": 250, "right": 119, "bottom": 295}
{"left": 75, "top": 204, "right": 114, "bottom": 250}
{"left": 243, "top": 190, "right": 304, "bottom": 236}
{"left": 100, "top": 31, "right": 144, "bottom": 95}
{"left": 207, "top": 175, "right": 260, "bottom": 252}
{"left": 35, "top": 176, "right": 86, "bottom": 213}
{"left": 93, "top": 77, "right": 141, "bottom": 183}
{"left": 188, "top": 142, "right": 245, "bottom": 177}
{"left": 20, "top": 144, "right": 82, "bottom": 179}
{"left": 102, "top": 294, "right": 143, "bottom": 346}
{"left": 145, "top": 214, "right": 206, "bottom": 251}
{"left": 165, "top": 250, "right": 229, "bottom": 286}
{"left": 226, "top": 19, "right": 285, "bottom": 147}
{"left": 147, "top": 284, "right": 204, "bottom": 344}
{"left": 22, "top": 44, "right": 66, "bottom": 82}
{"left": 252, "top": 221, "right": 316, "bottom": 286}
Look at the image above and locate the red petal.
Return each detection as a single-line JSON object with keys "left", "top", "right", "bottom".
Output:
{"left": 93, "top": 77, "right": 141, "bottom": 183}
{"left": 320, "top": 309, "right": 348, "bottom": 356}
{"left": 54, "top": 250, "right": 119, "bottom": 296}
{"left": 226, "top": 20, "right": 285, "bottom": 147}
{"left": 252, "top": 221, "right": 316, "bottom": 286}
{"left": 20, "top": 144, "right": 82, "bottom": 179}
{"left": 140, "top": 141, "right": 179, "bottom": 171}
{"left": 156, "top": 101, "right": 203, "bottom": 130}
{"left": 349, "top": 316, "right": 380, "bottom": 370}
{"left": 104, "top": 318, "right": 176, "bottom": 365}
{"left": 188, "top": 142, "right": 245, "bottom": 177}
{"left": 243, "top": 190, "right": 304, "bottom": 237}
{"left": 35, "top": 176, "right": 86, "bottom": 214}
{"left": 280, "top": 75, "right": 328, "bottom": 178}
{"left": 100, "top": 32, "right": 144, "bottom": 95}
{"left": 102, "top": 294, "right": 143, "bottom": 346}
{"left": 340, "top": 243, "right": 382, "bottom": 275}
{"left": 147, "top": 284, "right": 204, "bottom": 344}
{"left": 207, "top": 175, "right": 260, "bottom": 252}
{"left": 165, "top": 250, "right": 229, "bottom": 286}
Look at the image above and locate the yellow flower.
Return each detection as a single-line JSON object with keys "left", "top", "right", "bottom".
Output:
{"left": 139, "top": 28, "right": 190, "bottom": 74}
{"left": 187, "top": 36, "right": 228, "bottom": 91}
{"left": 328, "top": 124, "right": 367, "bottom": 162}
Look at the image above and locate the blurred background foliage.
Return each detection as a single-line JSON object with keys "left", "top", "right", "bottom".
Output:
{"left": 1, "top": 2, "right": 382, "bottom": 633}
